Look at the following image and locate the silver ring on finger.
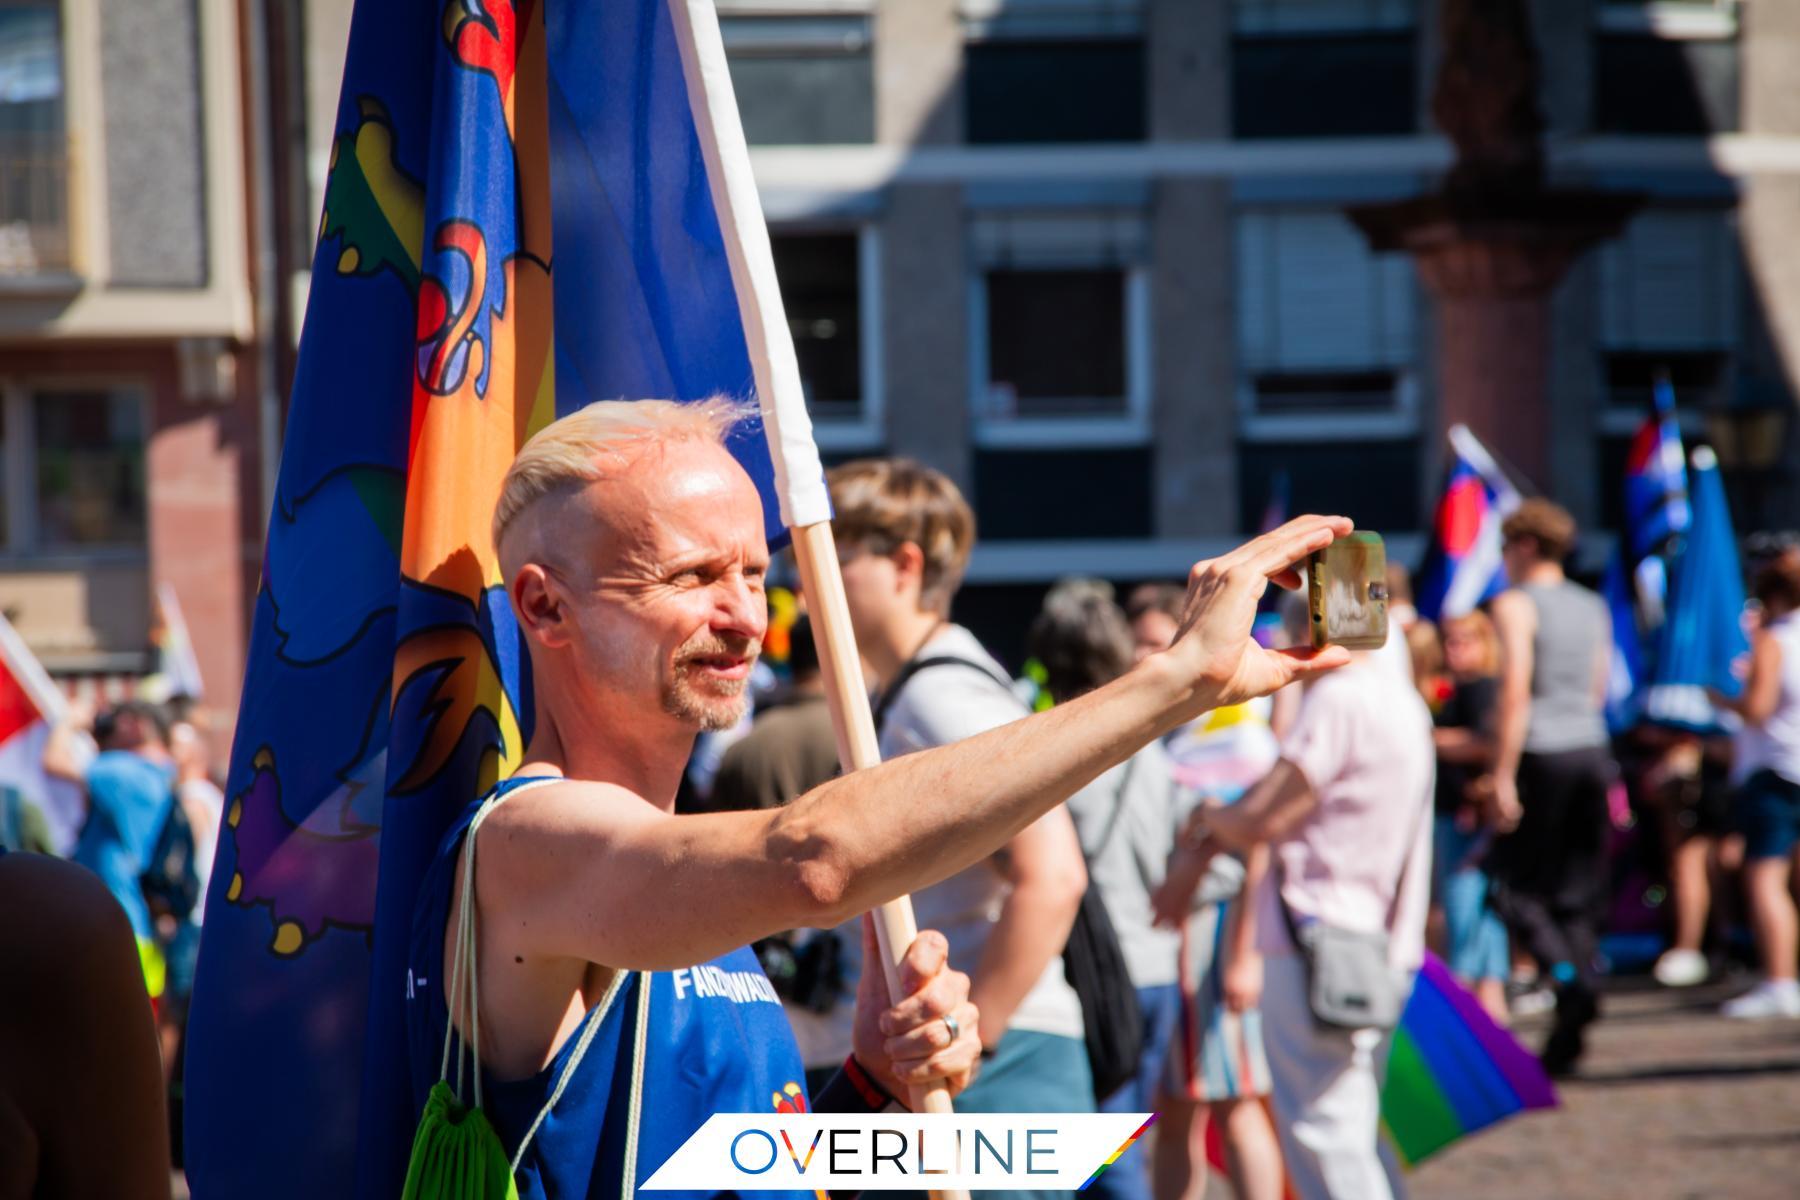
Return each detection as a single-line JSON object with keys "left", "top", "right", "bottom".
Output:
{"left": 941, "top": 1012, "right": 960, "bottom": 1046}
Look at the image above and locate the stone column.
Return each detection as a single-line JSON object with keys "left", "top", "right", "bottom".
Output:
{"left": 874, "top": 0, "right": 961, "bottom": 146}
{"left": 1147, "top": 0, "right": 1226, "bottom": 141}
{"left": 1150, "top": 180, "right": 1238, "bottom": 537}
{"left": 1147, "top": 1, "right": 1235, "bottom": 536}
{"left": 881, "top": 184, "right": 971, "bottom": 490}
{"left": 1734, "top": 0, "right": 1800, "bottom": 525}
{"left": 1431, "top": 285, "right": 1554, "bottom": 485}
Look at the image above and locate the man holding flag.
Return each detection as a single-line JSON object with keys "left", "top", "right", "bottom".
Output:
{"left": 401, "top": 396, "right": 1355, "bottom": 1194}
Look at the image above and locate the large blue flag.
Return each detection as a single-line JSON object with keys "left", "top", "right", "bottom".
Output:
{"left": 185, "top": 2, "right": 826, "bottom": 1195}
{"left": 1602, "top": 549, "right": 1646, "bottom": 733}
{"left": 1416, "top": 425, "right": 1522, "bottom": 623}
{"left": 1642, "top": 446, "right": 1748, "bottom": 732}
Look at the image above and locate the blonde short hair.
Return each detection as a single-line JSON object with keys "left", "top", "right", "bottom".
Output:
{"left": 826, "top": 458, "right": 975, "bottom": 615}
{"left": 492, "top": 397, "right": 748, "bottom": 557}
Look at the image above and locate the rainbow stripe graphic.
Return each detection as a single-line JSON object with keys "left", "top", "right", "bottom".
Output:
{"left": 1381, "top": 954, "right": 1559, "bottom": 1166}
{"left": 1079, "top": 1113, "right": 1157, "bottom": 1191}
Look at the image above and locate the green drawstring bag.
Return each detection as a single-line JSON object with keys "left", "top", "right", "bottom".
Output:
{"left": 401, "top": 778, "right": 605, "bottom": 1200}
{"left": 400, "top": 1081, "right": 520, "bottom": 1200}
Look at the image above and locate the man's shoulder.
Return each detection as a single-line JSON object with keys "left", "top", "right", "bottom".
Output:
{"left": 884, "top": 632, "right": 1026, "bottom": 748}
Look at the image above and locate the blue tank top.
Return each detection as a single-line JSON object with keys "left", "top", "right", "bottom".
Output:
{"left": 405, "top": 776, "right": 817, "bottom": 1199}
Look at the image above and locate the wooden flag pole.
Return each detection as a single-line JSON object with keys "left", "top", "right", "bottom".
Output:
{"left": 789, "top": 524, "right": 966, "bottom": 1124}
{"left": 665, "top": 5, "right": 964, "bottom": 1191}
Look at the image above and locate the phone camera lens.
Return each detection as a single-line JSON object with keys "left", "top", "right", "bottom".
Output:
{"left": 1368, "top": 582, "right": 1389, "bottom": 602}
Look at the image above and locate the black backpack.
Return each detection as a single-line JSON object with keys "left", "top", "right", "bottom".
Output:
{"left": 873, "top": 652, "right": 1144, "bottom": 1103}
{"left": 142, "top": 790, "right": 201, "bottom": 922}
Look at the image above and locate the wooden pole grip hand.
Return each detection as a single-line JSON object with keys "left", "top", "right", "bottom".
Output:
{"left": 789, "top": 522, "right": 969, "bottom": 1200}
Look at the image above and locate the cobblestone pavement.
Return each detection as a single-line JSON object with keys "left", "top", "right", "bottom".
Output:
{"left": 1410, "top": 975, "right": 1800, "bottom": 1200}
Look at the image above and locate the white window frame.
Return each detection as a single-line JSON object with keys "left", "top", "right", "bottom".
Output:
{"left": 1231, "top": 0, "right": 1417, "bottom": 35}
{"left": 772, "top": 223, "right": 883, "bottom": 452}
{"left": 1233, "top": 205, "right": 1421, "bottom": 441}
{"left": 1596, "top": 2, "right": 1739, "bottom": 40}
{"left": 0, "top": 376, "right": 152, "bottom": 562}
{"left": 969, "top": 262, "right": 1151, "bottom": 448}
{"left": 1236, "top": 368, "right": 1421, "bottom": 443}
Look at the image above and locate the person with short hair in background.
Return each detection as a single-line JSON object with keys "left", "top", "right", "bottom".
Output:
{"left": 1127, "top": 580, "right": 1284, "bottom": 1200}
{"left": 1487, "top": 498, "right": 1615, "bottom": 1074}
{"left": 826, "top": 458, "right": 1094, "bottom": 1187}
{"left": 1027, "top": 578, "right": 1190, "bottom": 1200}
{"left": 1712, "top": 550, "right": 1800, "bottom": 1019}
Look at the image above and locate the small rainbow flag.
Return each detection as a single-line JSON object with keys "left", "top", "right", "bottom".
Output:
{"left": 1381, "top": 954, "right": 1558, "bottom": 1166}
{"left": 1080, "top": 1113, "right": 1157, "bottom": 1191}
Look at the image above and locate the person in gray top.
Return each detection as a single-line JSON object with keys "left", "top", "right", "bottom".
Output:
{"left": 1027, "top": 579, "right": 1181, "bottom": 1200}
{"left": 1488, "top": 498, "right": 1615, "bottom": 1076}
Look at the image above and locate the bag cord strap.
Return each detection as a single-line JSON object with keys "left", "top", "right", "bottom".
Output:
{"left": 438, "top": 776, "right": 644, "bottom": 1173}
{"left": 872, "top": 652, "right": 1020, "bottom": 736}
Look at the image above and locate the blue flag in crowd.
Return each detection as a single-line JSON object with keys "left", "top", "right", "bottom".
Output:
{"left": 1623, "top": 377, "right": 1691, "bottom": 622}
{"left": 1602, "top": 549, "right": 1646, "bottom": 733}
{"left": 184, "top": 2, "right": 796, "bottom": 1196}
{"left": 1415, "top": 425, "right": 1522, "bottom": 623}
{"left": 1642, "top": 447, "right": 1748, "bottom": 732}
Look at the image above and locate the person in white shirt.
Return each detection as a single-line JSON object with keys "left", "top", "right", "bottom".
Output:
{"left": 1159, "top": 645, "right": 1434, "bottom": 1200}
{"left": 1713, "top": 551, "right": 1800, "bottom": 1019}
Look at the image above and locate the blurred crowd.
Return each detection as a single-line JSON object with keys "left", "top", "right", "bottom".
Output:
{"left": 0, "top": 692, "right": 223, "bottom": 1183}
{"left": 682, "top": 460, "right": 1800, "bottom": 1200}
{"left": 6, "top": 457, "right": 1798, "bottom": 1200}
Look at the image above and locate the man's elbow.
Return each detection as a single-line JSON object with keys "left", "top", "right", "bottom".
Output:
{"left": 769, "top": 808, "right": 857, "bottom": 924}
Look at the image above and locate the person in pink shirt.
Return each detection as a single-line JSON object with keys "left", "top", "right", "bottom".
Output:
{"left": 1156, "top": 644, "right": 1434, "bottom": 1200}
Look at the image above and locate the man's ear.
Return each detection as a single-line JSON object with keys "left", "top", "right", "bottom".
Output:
{"left": 891, "top": 541, "right": 927, "bottom": 603}
{"left": 513, "top": 564, "right": 572, "bottom": 649}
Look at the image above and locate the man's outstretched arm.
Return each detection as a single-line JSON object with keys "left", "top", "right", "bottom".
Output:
{"left": 487, "top": 516, "right": 1354, "bottom": 972}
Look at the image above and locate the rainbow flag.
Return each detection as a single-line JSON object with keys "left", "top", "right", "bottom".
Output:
{"left": 184, "top": 1, "right": 830, "bottom": 1195}
{"left": 1381, "top": 954, "right": 1558, "bottom": 1166}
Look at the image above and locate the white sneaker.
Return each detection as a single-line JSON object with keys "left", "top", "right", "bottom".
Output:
{"left": 1653, "top": 949, "right": 1709, "bottom": 988}
{"left": 1511, "top": 986, "right": 1557, "bottom": 1018}
{"left": 1722, "top": 980, "right": 1800, "bottom": 1019}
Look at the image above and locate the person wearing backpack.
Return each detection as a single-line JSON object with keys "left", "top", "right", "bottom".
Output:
{"left": 1024, "top": 579, "right": 1189, "bottom": 1200}
{"left": 45, "top": 701, "right": 178, "bottom": 1002}
{"left": 828, "top": 458, "right": 1094, "bottom": 1194}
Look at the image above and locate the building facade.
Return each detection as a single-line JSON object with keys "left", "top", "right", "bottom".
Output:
{"left": 3, "top": 0, "right": 1797, "bottom": 695}
{"left": 0, "top": 0, "right": 276, "bottom": 732}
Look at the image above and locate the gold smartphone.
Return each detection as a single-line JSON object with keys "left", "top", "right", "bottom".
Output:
{"left": 1307, "top": 532, "right": 1389, "bottom": 651}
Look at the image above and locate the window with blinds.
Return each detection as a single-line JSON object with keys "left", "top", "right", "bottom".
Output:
{"left": 1599, "top": 208, "right": 1738, "bottom": 351}
{"left": 721, "top": 15, "right": 874, "bottom": 145}
{"left": 971, "top": 211, "right": 1148, "bottom": 429}
{"left": 1236, "top": 209, "right": 1416, "bottom": 415}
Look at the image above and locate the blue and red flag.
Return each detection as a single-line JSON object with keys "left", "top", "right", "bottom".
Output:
{"left": 1415, "top": 425, "right": 1522, "bottom": 623}
{"left": 184, "top": 2, "right": 828, "bottom": 1196}
{"left": 1622, "top": 376, "right": 1691, "bottom": 623}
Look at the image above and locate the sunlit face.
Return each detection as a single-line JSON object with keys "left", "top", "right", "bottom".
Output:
{"left": 1130, "top": 610, "right": 1179, "bottom": 663}
{"left": 1442, "top": 622, "right": 1488, "bottom": 678}
{"left": 554, "top": 440, "right": 770, "bottom": 733}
